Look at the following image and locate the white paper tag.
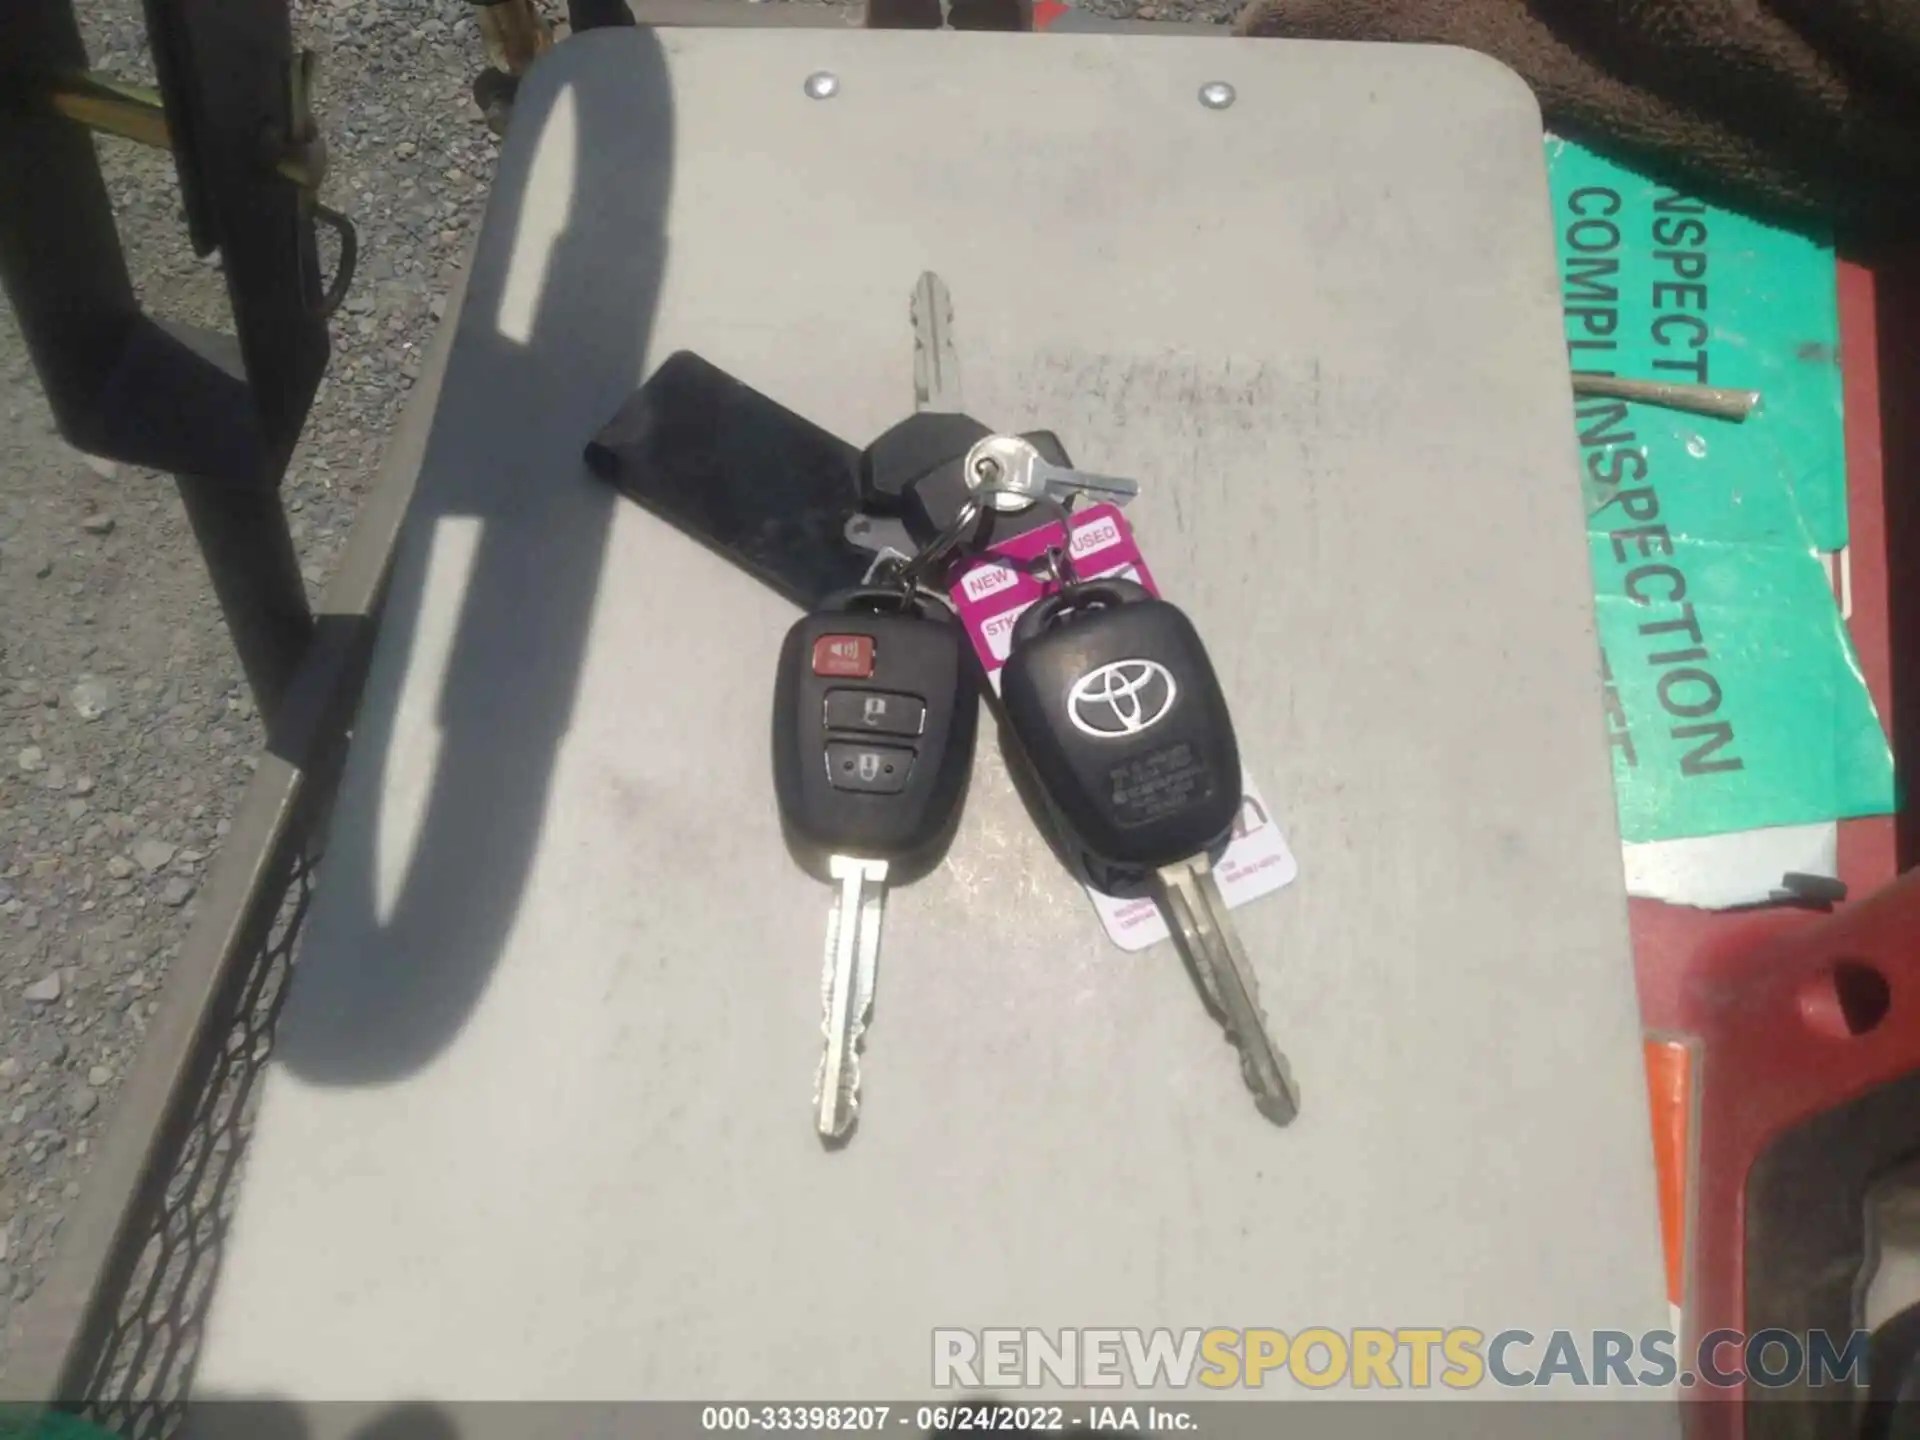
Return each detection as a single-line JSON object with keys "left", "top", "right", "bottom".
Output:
{"left": 980, "top": 670, "right": 1299, "bottom": 947}
{"left": 1085, "top": 777, "right": 1299, "bottom": 951}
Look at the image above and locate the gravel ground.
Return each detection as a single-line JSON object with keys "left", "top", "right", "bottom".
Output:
{"left": 0, "top": 0, "right": 1217, "bottom": 1384}
{"left": 0, "top": 0, "right": 501, "bottom": 1372}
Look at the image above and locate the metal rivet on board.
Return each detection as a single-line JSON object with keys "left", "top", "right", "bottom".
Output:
{"left": 804, "top": 71, "right": 841, "bottom": 100}
{"left": 1198, "top": 81, "right": 1236, "bottom": 110}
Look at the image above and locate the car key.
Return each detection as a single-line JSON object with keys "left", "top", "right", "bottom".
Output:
{"left": 848, "top": 273, "right": 1139, "bottom": 563}
{"left": 997, "top": 577, "right": 1300, "bottom": 1126}
{"left": 963, "top": 434, "right": 1140, "bottom": 513}
{"left": 772, "top": 584, "right": 979, "bottom": 1140}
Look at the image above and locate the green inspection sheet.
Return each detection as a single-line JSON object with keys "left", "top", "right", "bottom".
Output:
{"left": 0, "top": 1414, "right": 117, "bottom": 1440}
{"left": 1546, "top": 138, "right": 1895, "bottom": 844}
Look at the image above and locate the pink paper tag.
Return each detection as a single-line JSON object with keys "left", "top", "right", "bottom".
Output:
{"left": 950, "top": 506, "right": 1155, "bottom": 674}
{"left": 948, "top": 506, "right": 1298, "bottom": 952}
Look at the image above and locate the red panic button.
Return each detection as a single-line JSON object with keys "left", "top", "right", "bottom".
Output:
{"left": 812, "top": 634, "right": 875, "bottom": 679}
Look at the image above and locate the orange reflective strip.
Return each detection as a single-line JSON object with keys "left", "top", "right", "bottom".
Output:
{"left": 1643, "top": 1038, "right": 1692, "bottom": 1308}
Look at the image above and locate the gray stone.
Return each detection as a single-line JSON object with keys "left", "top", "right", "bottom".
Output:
{"left": 79, "top": 514, "right": 114, "bottom": 536}
{"left": 71, "top": 774, "right": 95, "bottom": 796}
{"left": 17, "top": 746, "right": 43, "bottom": 773}
{"left": 69, "top": 677, "right": 115, "bottom": 721}
{"left": 105, "top": 856, "right": 133, "bottom": 880}
{"left": 130, "top": 838, "right": 175, "bottom": 874}
{"left": 22, "top": 975, "right": 60, "bottom": 1005}
{"left": 159, "top": 877, "right": 194, "bottom": 908}
{"left": 87, "top": 1065, "right": 111, "bottom": 1087}
{"left": 66, "top": 1086, "right": 98, "bottom": 1119}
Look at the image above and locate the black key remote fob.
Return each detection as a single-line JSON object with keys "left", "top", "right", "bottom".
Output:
{"left": 772, "top": 586, "right": 979, "bottom": 877}
{"left": 997, "top": 578, "right": 1242, "bottom": 886}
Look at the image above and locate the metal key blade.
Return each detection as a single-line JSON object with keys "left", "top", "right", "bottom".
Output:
{"left": 846, "top": 270, "right": 963, "bottom": 564}
{"left": 1025, "top": 454, "right": 1140, "bottom": 507}
{"left": 911, "top": 272, "right": 964, "bottom": 414}
{"left": 1154, "top": 854, "right": 1299, "bottom": 1126}
{"left": 816, "top": 853, "right": 889, "bottom": 1140}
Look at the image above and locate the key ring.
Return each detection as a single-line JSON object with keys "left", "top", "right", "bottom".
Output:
{"left": 1003, "top": 491, "right": 1081, "bottom": 591}
{"left": 892, "top": 486, "right": 1083, "bottom": 593}
{"left": 893, "top": 491, "right": 991, "bottom": 591}
{"left": 1030, "top": 496, "right": 1081, "bottom": 590}
{"left": 1035, "top": 546, "right": 1075, "bottom": 590}
{"left": 858, "top": 546, "right": 948, "bottom": 614}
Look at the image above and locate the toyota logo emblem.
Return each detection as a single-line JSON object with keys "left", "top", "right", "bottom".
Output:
{"left": 1067, "top": 659, "right": 1179, "bottom": 738}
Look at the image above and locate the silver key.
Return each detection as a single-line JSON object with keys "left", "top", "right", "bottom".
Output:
{"left": 911, "top": 271, "right": 964, "bottom": 413}
{"left": 963, "top": 433, "right": 1141, "bottom": 513}
{"left": 1153, "top": 852, "right": 1299, "bottom": 1125}
{"left": 845, "top": 272, "right": 968, "bottom": 569}
{"left": 816, "top": 853, "right": 888, "bottom": 1140}
{"left": 848, "top": 277, "right": 1138, "bottom": 558}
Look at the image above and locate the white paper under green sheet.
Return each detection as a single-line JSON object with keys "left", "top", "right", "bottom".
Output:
{"left": 1547, "top": 138, "right": 1894, "bottom": 843}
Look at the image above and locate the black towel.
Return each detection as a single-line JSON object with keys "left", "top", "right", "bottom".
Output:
{"left": 1232, "top": 0, "right": 1920, "bottom": 238}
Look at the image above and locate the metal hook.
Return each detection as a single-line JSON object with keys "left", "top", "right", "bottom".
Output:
{"left": 1024, "top": 492, "right": 1081, "bottom": 590}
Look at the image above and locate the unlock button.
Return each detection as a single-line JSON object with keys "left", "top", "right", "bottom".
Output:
{"left": 824, "top": 689, "right": 926, "bottom": 738}
{"left": 825, "top": 742, "right": 915, "bottom": 795}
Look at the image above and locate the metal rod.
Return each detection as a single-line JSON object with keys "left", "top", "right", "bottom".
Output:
{"left": 45, "top": 74, "right": 171, "bottom": 148}
{"left": 173, "top": 474, "right": 315, "bottom": 729}
{"left": 42, "top": 71, "right": 325, "bottom": 190}
{"left": 1571, "top": 373, "right": 1760, "bottom": 422}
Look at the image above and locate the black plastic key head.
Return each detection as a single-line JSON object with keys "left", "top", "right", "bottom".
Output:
{"left": 858, "top": 411, "right": 1082, "bottom": 552}
{"left": 859, "top": 412, "right": 993, "bottom": 515}
{"left": 999, "top": 579, "right": 1242, "bottom": 879}
{"left": 772, "top": 587, "right": 979, "bottom": 876}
